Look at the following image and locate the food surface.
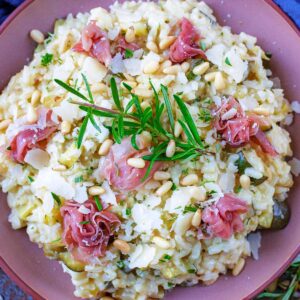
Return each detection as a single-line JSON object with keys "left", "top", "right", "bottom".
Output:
{"left": 0, "top": 0, "right": 296, "bottom": 299}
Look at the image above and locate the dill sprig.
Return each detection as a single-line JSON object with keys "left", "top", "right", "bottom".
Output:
{"left": 55, "top": 75, "right": 210, "bottom": 179}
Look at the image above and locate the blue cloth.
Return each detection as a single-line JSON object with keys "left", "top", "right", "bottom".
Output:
{"left": 0, "top": 0, "right": 298, "bottom": 299}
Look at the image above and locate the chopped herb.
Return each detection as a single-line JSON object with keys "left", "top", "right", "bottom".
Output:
{"left": 225, "top": 57, "right": 232, "bottom": 66}
{"left": 171, "top": 183, "right": 178, "bottom": 191}
{"left": 124, "top": 48, "right": 134, "bottom": 59}
{"left": 45, "top": 33, "right": 54, "bottom": 44}
{"left": 198, "top": 108, "right": 212, "bottom": 123}
{"left": 125, "top": 208, "right": 132, "bottom": 216}
{"left": 6, "top": 146, "right": 11, "bottom": 150}
{"left": 28, "top": 176, "right": 34, "bottom": 183}
{"left": 234, "top": 185, "right": 242, "bottom": 193}
{"left": 41, "top": 53, "right": 53, "bottom": 66}
{"left": 74, "top": 175, "right": 83, "bottom": 183}
{"left": 183, "top": 205, "right": 198, "bottom": 214}
{"left": 187, "top": 268, "right": 197, "bottom": 274}
{"left": 94, "top": 196, "right": 103, "bottom": 211}
{"left": 200, "top": 41, "right": 206, "bottom": 51}
{"left": 50, "top": 237, "right": 61, "bottom": 243}
{"left": 160, "top": 254, "right": 172, "bottom": 263}
{"left": 51, "top": 192, "right": 61, "bottom": 206}
{"left": 251, "top": 176, "right": 268, "bottom": 186}
{"left": 234, "top": 151, "right": 251, "bottom": 174}
{"left": 116, "top": 260, "right": 125, "bottom": 269}
{"left": 57, "top": 57, "right": 63, "bottom": 64}
{"left": 182, "top": 168, "right": 189, "bottom": 175}
{"left": 202, "top": 97, "right": 213, "bottom": 106}
{"left": 167, "top": 282, "right": 174, "bottom": 288}
{"left": 207, "top": 190, "right": 217, "bottom": 196}
{"left": 79, "top": 221, "right": 90, "bottom": 225}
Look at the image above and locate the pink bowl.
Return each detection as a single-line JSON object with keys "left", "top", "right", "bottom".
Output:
{"left": 0, "top": 1, "right": 299, "bottom": 299}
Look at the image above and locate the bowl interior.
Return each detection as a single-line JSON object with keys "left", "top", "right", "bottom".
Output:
{"left": 0, "top": 1, "right": 299, "bottom": 300}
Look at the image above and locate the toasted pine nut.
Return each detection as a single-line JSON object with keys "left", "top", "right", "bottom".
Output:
{"left": 161, "top": 60, "right": 172, "bottom": 69}
{"left": 31, "top": 90, "right": 41, "bottom": 106}
{"left": 156, "top": 181, "right": 173, "bottom": 196}
{"left": 204, "top": 72, "right": 217, "bottom": 82}
{"left": 143, "top": 61, "right": 160, "bottom": 74}
{"left": 159, "top": 36, "right": 176, "bottom": 50}
{"left": 61, "top": 120, "right": 72, "bottom": 135}
{"left": 146, "top": 41, "right": 158, "bottom": 53}
{"left": 52, "top": 165, "right": 67, "bottom": 171}
{"left": 133, "top": 88, "right": 153, "bottom": 98}
{"left": 174, "top": 121, "right": 183, "bottom": 138}
{"left": 181, "top": 174, "right": 199, "bottom": 186}
{"left": 154, "top": 171, "right": 171, "bottom": 181}
{"left": 253, "top": 106, "right": 271, "bottom": 116}
{"left": 139, "top": 131, "right": 152, "bottom": 147}
{"left": 127, "top": 158, "right": 145, "bottom": 169}
{"left": 113, "top": 239, "right": 131, "bottom": 254}
{"left": 189, "top": 186, "right": 206, "bottom": 201}
{"left": 232, "top": 258, "right": 246, "bottom": 276}
{"left": 181, "top": 62, "right": 190, "bottom": 73}
{"left": 193, "top": 62, "right": 210, "bottom": 76}
{"left": 214, "top": 72, "right": 226, "bottom": 91}
{"left": 125, "top": 26, "right": 135, "bottom": 43}
{"left": 163, "top": 65, "right": 181, "bottom": 75}
{"left": 166, "top": 140, "right": 176, "bottom": 158}
{"left": 0, "top": 119, "right": 11, "bottom": 131}
{"left": 191, "top": 209, "right": 202, "bottom": 227}
{"left": 30, "top": 29, "right": 45, "bottom": 44}
{"left": 27, "top": 106, "right": 38, "bottom": 123}
{"left": 88, "top": 186, "right": 105, "bottom": 196}
{"left": 152, "top": 236, "right": 170, "bottom": 249}
{"left": 98, "top": 139, "right": 113, "bottom": 156}
{"left": 240, "top": 174, "right": 251, "bottom": 189}
{"left": 91, "top": 83, "right": 107, "bottom": 93}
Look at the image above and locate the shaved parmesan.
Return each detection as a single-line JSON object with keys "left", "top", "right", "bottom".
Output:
{"left": 24, "top": 149, "right": 50, "bottom": 169}
{"left": 291, "top": 101, "right": 300, "bottom": 113}
{"left": 101, "top": 181, "right": 117, "bottom": 205}
{"left": 74, "top": 185, "right": 88, "bottom": 204}
{"left": 82, "top": 57, "right": 108, "bottom": 83}
{"left": 129, "top": 244, "right": 156, "bottom": 269}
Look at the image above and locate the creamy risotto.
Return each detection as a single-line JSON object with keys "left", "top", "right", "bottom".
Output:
{"left": 0, "top": 0, "right": 296, "bottom": 299}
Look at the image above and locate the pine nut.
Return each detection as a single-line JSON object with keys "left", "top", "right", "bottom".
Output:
{"left": 174, "top": 121, "right": 183, "bottom": 138}
{"left": 30, "top": 90, "right": 41, "bottom": 106}
{"left": 232, "top": 258, "right": 246, "bottom": 276}
{"left": 61, "top": 120, "right": 72, "bottom": 135}
{"left": 166, "top": 140, "right": 176, "bottom": 158}
{"left": 161, "top": 60, "right": 172, "bottom": 69}
{"left": 191, "top": 209, "right": 202, "bottom": 227}
{"left": 181, "top": 174, "right": 199, "bottom": 186}
{"left": 181, "top": 62, "right": 190, "bottom": 73}
{"left": 204, "top": 72, "right": 217, "bottom": 82}
{"left": 193, "top": 62, "right": 210, "bottom": 76}
{"left": 190, "top": 186, "right": 206, "bottom": 201}
{"left": 100, "top": 297, "right": 115, "bottom": 300}
{"left": 152, "top": 236, "right": 170, "bottom": 249}
{"left": 159, "top": 36, "right": 176, "bottom": 50}
{"left": 143, "top": 61, "right": 160, "bottom": 74}
{"left": 0, "top": 119, "right": 11, "bottom": 131}
{"left": 146, "top": 41, "right": 158, "bottom": 53}
{"left": 125, "top": 26, "right": 135, "bottom": 43}
{"left": 30, "top": 29, "right": 45, "bottom": 44}
{"left": 27, "top": 106, "right": 38, "bottom": 123}
{"left": 138, "top": 131, "right": 152, "bottom": 147}
{"left": 156, "top": 181, "right": 173, "bottom": 196}
{"left": 133, "top": 88, "right": 153, "bottom": 98}
{"left": 163, "top": 65, "right": 181, "bottom": 75}
{"left": 98, "top": 139, "right": 113, "bottom": 156}
{"left": 240, "top": 174, "right": 251, "bottom": 189}
{"left": 52, "top": 165, "right": 67, "bottom": 171}
{"left": 127, "top": 158, "right": 145, "bottom": 169}
{"left": 214, "top": 72, "right": 226, "bottom": 91}
{"left": 154, "top": 171, "right": 171, "bottom": 181}
{"left": 113, "top": 239, "right": 131, "bottom": 254}
{"left": 88, "top": 186, "right": 105, "bottom": 196}
{"left": 253, "top": 106, "right": 271, "bottom": 116}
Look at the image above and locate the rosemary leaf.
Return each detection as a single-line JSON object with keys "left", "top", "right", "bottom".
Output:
{"left": 118, "top": 115, "right": 124, "bottom": 139}
{"left": 110, "top": 77, "right": 123, "bottom": 111}
{"left": 131, "top": 133, "right": 140, "bottom": 150}
{"left": 161, "top": 84, "right": 175, "bottom": 133}
{"left": 55, "top": 79, "right": 89, "bottom": 102}
{"left": 77, "top": 115, "right": 89, "bottom": 148}
{"left": 79, "top": 106, "right": 118, "bottom": 118}
{"left": 89, "top": 114, "right": 102, "bottom": 133}
{"left": 81, "top": 73, "right": 94, "bottom": 103}
{"left": 51, "top": 192, "right": 61, "bottom": 206}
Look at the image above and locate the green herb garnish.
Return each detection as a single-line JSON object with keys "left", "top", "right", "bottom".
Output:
{"left": 200, "top": 41, "right": 206, "bottom": 51}
{"left": 41, "top": 53, "right": 53, "bottom": 66}
{"left": 199, "top": 108, "right": 212, "bottom": 123}
{"left": 116, "top": 260, "right": 125, "bottom": 269}
{"left": 45, "top": 33, "right": 54, "bottom": 44}
{"left": 225, "top": 57, "right": 232, "bottom": 66}
{"left": 28, "top": 176, "right": 34, "bottom": 183}
{"left": 159, "top": 254, "right": 172, "bottom": 263}
{"left": 187, "top": 268, "right": 197, "bottom": 274}
{"left": 125, "top": 208, "right": 132, "bottom": 216}
{"left": 94, "top": 196, "right": 103, "bottom": 211}
{"left": 183, "top": 205, "right": 198, "bottom": 214}
{"left": 74, "top": 175, "right": 83, "bottom": 183}
{"left": 51, "top": 192, "right": 61, "bottom": 206}
{"left": 124, "top": 48, "right": 134, "bottom": 59}
{"left": 234, "top": 151, "right": 252, "bottom": 174}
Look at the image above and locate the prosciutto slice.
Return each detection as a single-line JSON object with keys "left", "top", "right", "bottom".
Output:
{"left": 60, "top": 200, "right": 120, "bottom": 263}
{"left": 200, "top": 194, "right": 248, "bottom": 239}
{"left": 214, "top": 97, "right": 277, "bottom": 156}
{"left": 114, "top": 35, "right": 140, "bottom": 56}
{"left": 169, "top": 17, "right": 206, "bottom": 63}
{"left": 9, "top": 108, "right": 58, "bottom": 163}
{"left": 73, "top": 21, "right": 112, "bottom": 67}
{"left": 98, "top": 137, "right": 162, "bottom": 191}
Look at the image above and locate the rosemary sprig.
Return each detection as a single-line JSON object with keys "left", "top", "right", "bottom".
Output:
{"left": 55, "top": 75, "right": 210, "bottom": 179}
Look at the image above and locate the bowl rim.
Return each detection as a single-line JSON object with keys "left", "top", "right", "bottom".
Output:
{"left": 0, "top": 1, "right": 299, "bottom": 299}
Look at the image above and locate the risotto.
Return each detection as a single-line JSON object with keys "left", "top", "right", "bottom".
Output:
{"left": 0, "top": 0, "right": 296, "bottom": 299}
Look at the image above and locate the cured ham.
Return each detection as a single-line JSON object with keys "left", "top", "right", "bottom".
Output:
{"left": 73, "top": 21, "right": 112, "bottom": 67}
{"left": 60, "top": 199, "right": 120, "bottom": 263}
{"left": 98, "top": 137, "right": 162, "bottom": 191}
{"left": 9, "top": 108, "right": 58, "bottom": 163}
{"left": 114, "top": 35, "right": 140, "bottom": 56}
{"left": 169, "top": 17, "right": 206, "bottom": 63}
{"left": 201, "top": 194, "right": 248, "bottom": 239}
{"left": 214, "top": 97, "right": 277, "bottom": 156}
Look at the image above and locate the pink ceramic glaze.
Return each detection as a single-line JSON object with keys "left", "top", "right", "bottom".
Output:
{"left": 0, "top": 1, "right": 299, "bottom": 300}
